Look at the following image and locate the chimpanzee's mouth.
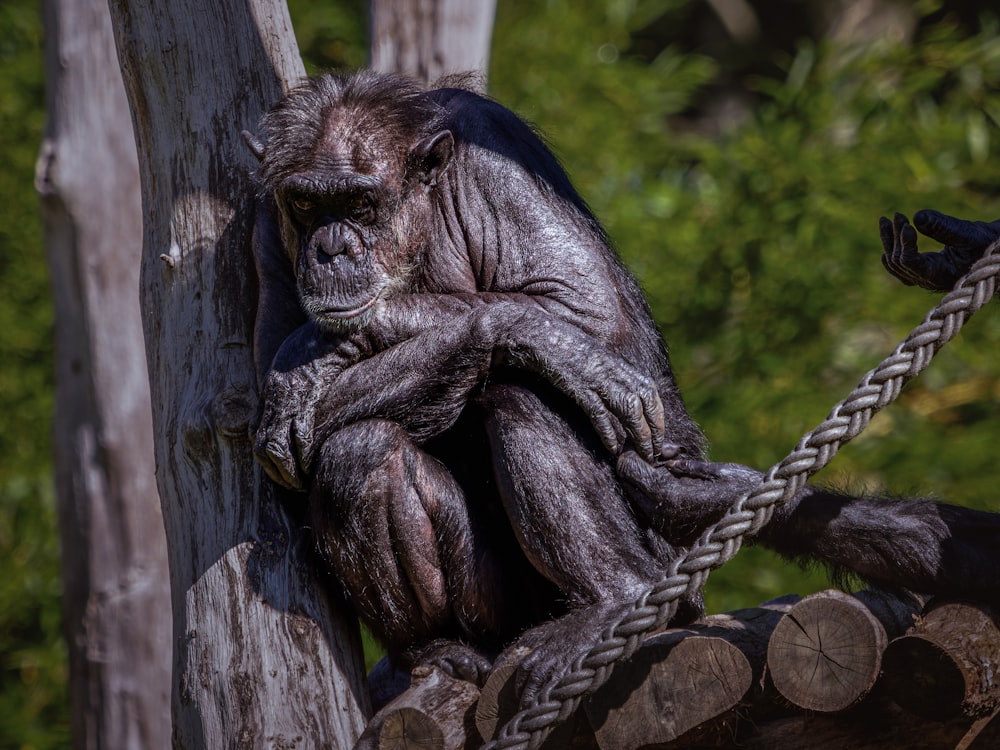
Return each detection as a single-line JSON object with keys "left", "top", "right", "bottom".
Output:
{"left": 317, "top": 294, "right": 379, "bottom": 320}
{"left": 304, "top": 292, "right": 381, "bottom": 333}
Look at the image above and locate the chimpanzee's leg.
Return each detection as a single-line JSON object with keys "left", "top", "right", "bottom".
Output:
{"left": 476, "top": 382, "right": 692, "bottom": 698}
{"left": 308, "top": 418, "right": 526, "bottom": 681}
{"left": 480, "top": 385, "right": 658, "bottom": 600}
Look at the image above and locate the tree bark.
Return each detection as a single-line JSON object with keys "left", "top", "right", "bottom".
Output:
{"left": 370, "top": 0, "right": 497, "bottom": 86}
{"left": 105, "top": 1, "right": 369, "bottom": 746}
{"left": 35, "top": 0, "right": 171, "bottom": 746}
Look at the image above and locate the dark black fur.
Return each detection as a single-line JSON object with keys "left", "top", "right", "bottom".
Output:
{"left": 248, "top": 71, "right": 1000, "bottom": 701}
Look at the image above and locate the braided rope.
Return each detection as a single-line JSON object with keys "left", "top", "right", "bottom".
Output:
{"left": 482, "top": 240, "right": 1000, "bottom": 750}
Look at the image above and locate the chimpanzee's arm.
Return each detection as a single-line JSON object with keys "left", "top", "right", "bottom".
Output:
{"left": 376, "top": 293, "right": 670, "bottom": 459}
{"left": 255, "top": 297, "right": 668, "bottom": 489}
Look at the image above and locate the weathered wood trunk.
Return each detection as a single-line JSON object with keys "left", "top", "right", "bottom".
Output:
{"left": 36, "top": 0, "right": 171, "bottom": 746}
{"left": 105, "top": 1, "right": 369, "bottom": 745}
{"left": 882, "top": 602, "right": 1000, "bottom": 720}
{"left": 370, "top": 0, "right": 497, "bottom": 85}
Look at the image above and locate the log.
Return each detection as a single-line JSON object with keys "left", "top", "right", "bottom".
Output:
{"left": 475, "top": 647, "right": 584, "bottom": 748}
{"left": 37, "top": 0, "right": 171, "bottom": 744}
{"left": 853, "top": 588, "right": 928, "bottom": 639}
{"left": 766, "top": 589, "right": 923, "bottom": 712}
{"left": 106, "top": 0, "right": 371, "bottom": 745}
{"left": 355, "top": 665, "right": 480, "bottom": 750}
{"left": 882, "top": 602, "right": 1000, "bottom": 721}
{"left": 584, "top": 598, "right": 797, "bottom": 750}
{"left": 370, "top": 0, "right": 497, "bottom": 85}
{"left": 475, "top": 647, "right": 528, "bottom": 744}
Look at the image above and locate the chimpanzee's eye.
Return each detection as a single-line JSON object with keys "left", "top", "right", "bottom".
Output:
{"left": 349, "top": 192, "right": 376, "bottom": 223}
{"left": 289, "top": 197, "right": 316, "bottom": 218}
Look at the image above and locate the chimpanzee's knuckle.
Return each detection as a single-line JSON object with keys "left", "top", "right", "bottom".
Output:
{"left": 467, "top": 305, "right": 498, "bottom": 347}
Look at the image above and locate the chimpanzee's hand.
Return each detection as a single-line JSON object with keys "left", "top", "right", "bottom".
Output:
{"left": 879, "top": 211, "right": 1000, "bottom": 292}
{"left": 254, "top": 322, "right": 371, "bottom": 490}
{"left": 560, "top": 354, "right": 670, "bottom": 463}
{"left": 529, "top": 343, "right": 669, "bottom": 463}
{"left": 477, "top": 303, "right": 671, "bottom": 463}
{"left": 617, "top": 450, "right": 762, "bottom": 544}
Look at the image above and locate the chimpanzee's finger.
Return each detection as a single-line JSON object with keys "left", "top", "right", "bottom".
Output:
{"left": 913, "top": 209, "right": 997, "bottom": 248}
{"left": 255, "top": 438, "right": 301, "bottom": 490}
{"left": 892, "top": 212, "right": 911, "bottom": 246}
{"left": 878, "top": 215, "right": 895, "bottom": 255}
{"left": 900, "top": 219, "right": 919, "bottom": 260}
{"left": 580, "top": 391, "right": 623, "bottom": 457}
{"left": 879, "top": 214, "right": 913, "bottom": 285}
{"left": 619, "top": 391, "right": 655, "bottom": 463}
{"left": 882, "top": 213, "right": 927, "bottom": 286}
{"left": 641, "top": 387, "right": 666, "bottom": 461}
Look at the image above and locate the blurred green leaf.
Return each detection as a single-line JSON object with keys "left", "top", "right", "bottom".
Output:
{"left": 0, "top": 2, "right": 69, "bottom": 746}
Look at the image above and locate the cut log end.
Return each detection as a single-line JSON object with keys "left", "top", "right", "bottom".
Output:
{"left": 767, "top": 590, "right": 887, "bottom": 712}
{"left": 475, "top": 648, "right": 580, "bottom": 748}
{"left": 378, "top": 707, "right": 443, "bottom": 750}
{"left": 357, "top": 666, "right": 480, "bottom": 750}
{"left": 882, "top": 635, "right": 966, "bottom": 721}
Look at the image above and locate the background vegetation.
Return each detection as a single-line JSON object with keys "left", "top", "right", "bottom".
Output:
{"left": 2, "top": 0, "right": 999, "bottom": 745}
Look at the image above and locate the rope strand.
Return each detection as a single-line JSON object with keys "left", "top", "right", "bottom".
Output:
{"left": 482, "top": 241, "right": 1000, "bottom": 750}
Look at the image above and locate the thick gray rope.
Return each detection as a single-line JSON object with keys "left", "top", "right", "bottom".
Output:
{"left": 482, "top": 240, "right": 1000, "bottom": 750}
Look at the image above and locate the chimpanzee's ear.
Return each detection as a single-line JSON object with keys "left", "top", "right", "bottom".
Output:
{"left": 408, "top": 130, "right": 454, "bottom": 187}
{"left": 241, "top": 130, "right": 267, "bottom": 163}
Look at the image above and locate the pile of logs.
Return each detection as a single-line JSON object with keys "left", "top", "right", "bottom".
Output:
{"left": 357, "top": 591, "right": 1000, "bottom": 750}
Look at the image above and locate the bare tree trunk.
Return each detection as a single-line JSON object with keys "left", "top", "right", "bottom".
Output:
{"left": 35, "top": 0, "right": 171, "bottom": 746}
{"left": 105, "top": 1, "right": 369, "bottom": 746}
{"left": 370, "top": 0, "right": 497, "bottom": 85}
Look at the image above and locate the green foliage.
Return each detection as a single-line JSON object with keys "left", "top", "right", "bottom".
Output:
{"left": 0, "top": 2, "right": 70, "bottom": 748}
{"left": 286, "top": 0, "right": 367, "bottom": 74}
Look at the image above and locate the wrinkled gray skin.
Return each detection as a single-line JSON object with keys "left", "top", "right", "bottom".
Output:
{"left": 880, "top": 210, "right": 1000, "bottom": 291}
{"left": 249, "top": 71, "right": 1000, "bottom": 704}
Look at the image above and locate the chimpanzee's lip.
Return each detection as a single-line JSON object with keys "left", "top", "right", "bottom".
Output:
{"left": 315, "top": 294, "right": 379, "bottom": 320}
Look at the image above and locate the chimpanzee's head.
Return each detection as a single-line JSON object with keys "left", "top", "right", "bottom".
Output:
{"left": 245, "top": 71, "right": 454, "bottom": 331}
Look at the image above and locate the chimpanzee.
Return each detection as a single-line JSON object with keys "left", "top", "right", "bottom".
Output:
{"left": 246, "top": 71, "right": 1000, "bottom": 701}
{"left": 880, "top": 210, "right": 1000, "bottom": 290}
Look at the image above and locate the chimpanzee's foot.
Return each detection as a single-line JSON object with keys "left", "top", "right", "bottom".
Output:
{"left": 503, "top": 606, "right": 618, "bottom": 708}
{"left": 409, "top": 639, "right": 494, "bottom": 686}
